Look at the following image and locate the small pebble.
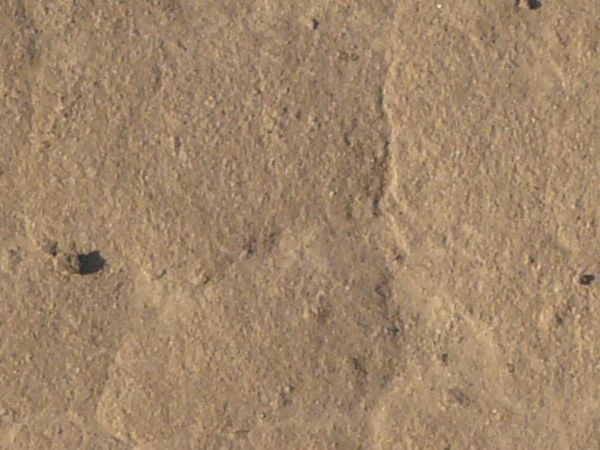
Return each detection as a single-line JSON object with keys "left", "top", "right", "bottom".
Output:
{"left": 579, "top": 274, "right": 595, "bottom": 286}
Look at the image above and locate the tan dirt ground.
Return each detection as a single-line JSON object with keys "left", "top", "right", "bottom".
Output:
{"left": 1, "top": 1, "right": 599, "bottom": 449}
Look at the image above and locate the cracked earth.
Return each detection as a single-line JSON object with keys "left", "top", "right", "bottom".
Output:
{"left": 1, "top": 1, "right": 599, "bottom": 449}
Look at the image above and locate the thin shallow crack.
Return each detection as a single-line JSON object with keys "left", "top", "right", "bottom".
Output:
{"left": 365, "top": 2, "right": 406, "bottom": 448}
{"left": 371, "top": 138, "right": 390, "bottom": 217}
{"left": 377, "top": 7, "right": 401, "bottom": 218}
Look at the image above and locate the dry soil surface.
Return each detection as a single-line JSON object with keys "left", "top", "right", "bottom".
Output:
{"left": 1, "top": 1, "right": 599, "bottom": 449}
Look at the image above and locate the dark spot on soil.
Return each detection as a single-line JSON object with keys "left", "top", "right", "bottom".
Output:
{"left": 7, "top": 249, "right": 22, "bottom": 270}
{"left": 554, "top": 313, "right": 563, "bottom": 326}
{"left": 265, "top": 227, "right": 282, "bottom": 251}
{"left": 440, "top": 353, "right": 449, "bottom": 365}
{"left": 312, "top": 295, "right": 331, "bottom": 324}
{"left": 393, "top": 247, "right": 405, "bottom": 264}
{"left": 579, "top": 274, "right": 595, "bottom": 286}
{"left": 43, "top": 240, "right": 59, "bottom": 257}
{"left": 350, "top": 356, "right": 368, "bottom": 381}
{"left": 76, "top": 251, "right": 106, "bottom": 275}
{"left": 173, "top": 135, "right": 182, "bottom": 151}
{"left": 384, "top": 323, "right": 401, "bottom": 337}
{"left": 243, "top": 236, "right": 258, "bottom": 257}
{"left": 375, "top": 280, "right": 392, "bottom": 305}
{"left": 448, "top": 387, "right": 469, "bottom": 405}
{"left": 311, "top": 18, "right": 320, "bottom": 29}
{"left": 515, "top": 0, "right": 542, "bottom": 9}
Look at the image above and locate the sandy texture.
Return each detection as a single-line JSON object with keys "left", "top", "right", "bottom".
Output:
{"left": 1, "top": 1, "right": 599, "bottom": 448}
